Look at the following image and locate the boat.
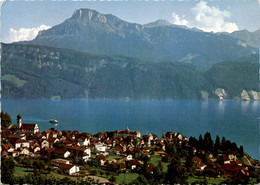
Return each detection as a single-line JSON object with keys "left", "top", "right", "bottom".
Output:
{"left": 49, "top": 119, "right": 58, "bottom": 124}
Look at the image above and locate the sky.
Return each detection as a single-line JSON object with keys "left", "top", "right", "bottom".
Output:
{"left": 1, "top": 0, "right": 260, "bottom": 43}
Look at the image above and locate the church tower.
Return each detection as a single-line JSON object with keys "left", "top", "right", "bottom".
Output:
{"left": 17, "top": 114, "right": 22, "bottom": 128}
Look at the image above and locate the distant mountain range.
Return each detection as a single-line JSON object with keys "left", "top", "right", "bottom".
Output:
{"left": 2, "top": 8, "right": 259, "bottom": 100}
{"left": 24, "top": 8, "right": 258, "bottom": 70}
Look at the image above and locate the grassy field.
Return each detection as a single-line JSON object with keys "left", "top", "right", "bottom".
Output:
{"left": 14, "top": 166, "right": 33, "bottom": 177}
{"left": 14, "top": 166, "right": 82, "bottom": 181}
{"left": 116, "top": 173, "right": 139, "bottom": 184}
{"left": 149, "top": 154, "right": 169, "bottom": 172}
{"left": 188, "top": 176, "right": 224, "bottom": 184}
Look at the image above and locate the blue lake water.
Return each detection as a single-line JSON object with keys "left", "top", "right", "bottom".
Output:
{"left": 1, "top": 99, "right": 259, "bottom": 160}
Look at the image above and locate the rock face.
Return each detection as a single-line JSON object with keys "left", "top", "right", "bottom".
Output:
{"left": 241, "top": 90, "right": 251, "bottom": 101}
{"left": 215, "top": 88, "right": 227, "bottom": 100}
{"left": 248, "top": 90, "right": 260, "bottom": 100}
{"left": 23, "top": 8, "right": 258, "bottom": 70}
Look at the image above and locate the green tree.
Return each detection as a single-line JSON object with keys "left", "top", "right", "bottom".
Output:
{"left": 1, "top": 156, "right": 15, "bottom": 184}
{"left": 166, "top": 142, "right": 179, "bottom": 159}
{"left": 153, "top": 166, "right": 162, "bottom": 184}
{"left": 109, "top": 175, "right": 117, "bottom": 184}
{"left": 204, "top": 132, "right": 214, "bottom": 152}
{"left": 165, "top": 158, "right": 188, "bottom": 184}
{"left": 1, "top": 111, "right": 12, "bottom": 129}
{"left": 132, "top": 175, "right": 148, "bottom": 184}
{"left": 198, "top": 134, "right": 205, "bottom": 151}
{"left": 239, "top": 145, "right": 244, "bottom": 157}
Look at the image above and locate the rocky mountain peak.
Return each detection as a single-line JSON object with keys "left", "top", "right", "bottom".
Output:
{"left": 145, "top": 19, "right": 173, "bottom": 27}
{"left": 71, "top": 8, "right": 108, "bottom": 23}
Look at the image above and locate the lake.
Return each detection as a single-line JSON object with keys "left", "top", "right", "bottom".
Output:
{"left": 2, "top": 99, "right": 259, "bottom": 160}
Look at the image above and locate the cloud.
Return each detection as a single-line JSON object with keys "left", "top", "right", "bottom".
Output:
{"left": 3, "top": 25, "right": 51, "bottom": 43}
{"left": 191, "top": 1, "right": 238, "bottom": 33}
{"left": 172, "top": 12, "right": 189, "bottom": 26}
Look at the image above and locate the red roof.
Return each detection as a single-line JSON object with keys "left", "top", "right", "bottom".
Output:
{"left": 21, "top": 123, "right": 37, "bottom": 130}
{"left": 223, "top": 155, "right": 230, "bottom": 161}
{"left": 15, "top": 139, "right": 29, "bottom": 143}
{"left": 59, "top": 163, "right": 74, "bottom": 170}
{"left": 97, "top": 154, "right": 106, "bottom": 160}
{"left": 129, "top": 159, "right": 139, "bottom": 165}
{"left": 2, "top": 144, "right": 14, "bottom": 150}
{"left": 54, "top": 149, "right": 68, "bottom": 155}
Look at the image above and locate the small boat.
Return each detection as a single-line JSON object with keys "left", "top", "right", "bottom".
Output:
{"left": 49, "top": 119, "right": 58, "bottom": 124}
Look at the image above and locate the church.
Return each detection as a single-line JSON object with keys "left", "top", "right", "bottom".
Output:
{"left": 16, "top": 114, "right": 39, "bottom": 134}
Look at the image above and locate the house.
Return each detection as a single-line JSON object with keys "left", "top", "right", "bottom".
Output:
{"left": 192, "top": 157, "right": 207, "bottom": 171}
{"left": 227, "top": 151, "right": 237, "bottom": 161}
{"left": 51, "top": 158, "right": 71, "bottom": 167}
{"left": 223, "top": 155, "right": 231, "bottom": 164}
{"left": 115, "top": 126, "right": 141, "bottom": 138}
{"left": 92, "top": 143, "right": 108, "bottom": 155}
{"left": 59, "top": 164, "right": 80, "bottom": 175}
{"left": 53, "top": 149, "right": 71, "bottom": 158}
{"left": 14, "top": 139, "right": 30, "bottom": 149}
{"left": 78, "top": 138, "right": 90, "bottom": 147}
{"left": 16, "top": 114, "right": 39, "bottom": 134}
{"left": 96, "top": 154, "right": 106, "bottom": 166}
{"left": 126, "top": 154, "right": 133, "bottom": 161}
{"left": 67, "top": 145, "right": 91, "bottom": 162}
{"left": 18, "top": 147, "right": 30, "bottom": 155}
{"left": 40, "top": 139, "right": 50, "bottom": 148}
{"left": 2, "top": 144, "right": 14, "bottom": 152}
{"left": 128, "top": 159, "right": 139, "bottom": 170}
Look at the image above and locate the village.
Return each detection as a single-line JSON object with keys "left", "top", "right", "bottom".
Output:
{"left": 1, "top": 113, "right": 260, "bottom": 184}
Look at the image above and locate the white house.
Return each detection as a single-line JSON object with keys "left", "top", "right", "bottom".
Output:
{"left": 15, "top": 139, "right": 30, "bottom": 149}
{"left": 40, "top": 140, "right": 49, "bottom": 148}
{"left": 78, "top": 138, "right": 90, "bottom": 147}
{"left": 59, "top": 164, "right": 80, "bottom": 175}
{"left": 51, "top": 159, "right": 71, "bottom": 167}
{"left": 93, "top": 143, "right": 107, "bottom": 154}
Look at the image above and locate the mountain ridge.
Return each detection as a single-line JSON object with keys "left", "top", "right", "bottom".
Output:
{"left": 23, "top": 8, "right": 258, "bottom": 70}
{"left": 1, "top": 43, "right": 259, "bottom": 100}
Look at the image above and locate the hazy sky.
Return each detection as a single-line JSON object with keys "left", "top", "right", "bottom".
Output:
{"left": 1, "top": 0, "right": 260, "bottom": 43}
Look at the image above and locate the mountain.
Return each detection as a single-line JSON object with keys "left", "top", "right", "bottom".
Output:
{"left": 1, "top": 43, "right": 213, "bottom": 99}
{"left": 205, "top": 54, "right": 259, "bottom": 100}
{"left": 227, "top": 29, "right": 260, "bottom": 48}
{"left": 2, "top": 43, "right": 258, "bottom": 100}
{"left": 144, "top": 19, "right": 174, "bottom": 27}
{"left": 24, "top": 8, "right": 258, "bottom": 70}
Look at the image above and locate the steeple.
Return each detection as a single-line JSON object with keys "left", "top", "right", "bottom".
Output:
{"left": 17, "top": 114, "right": 22, "bottom": 128}
{"left": 126, "top": 124, "right": 129, "bottom": 130}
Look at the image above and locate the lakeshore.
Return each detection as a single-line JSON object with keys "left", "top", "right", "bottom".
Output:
{"left": 1, "top": 113, "right": 259, "bottom": 184}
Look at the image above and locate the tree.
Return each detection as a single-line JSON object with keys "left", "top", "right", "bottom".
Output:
{"left": 132, "top": 175, "right": 148, "bottom": 184}
{"left": 220, "top": 136, "right": 226, "bottom": 150}
{"left": 165, "top": 158, "right": 188, "bottom": 184}
{"left": 109, "top": 176, "right": 117, "bottom": 184}
{"left": 166, "top": 143, "right": 179, "bottom": 159}
{"left": 198, "top": 134, "right": 205, "bottom": 150}
{"left": 1, "top": 111, "right": 12, "bottom": 129}
{"left": 239, "top": 145, "right": 244, "bottom": 157}
{"left": 153, "top": 166, "right": 162, "bottom": 184}
{"left": 1, "top": 156, "right": 15, "bottom": 184}
{"left": 204, "top": 132, "right": 214, "bottom": 152}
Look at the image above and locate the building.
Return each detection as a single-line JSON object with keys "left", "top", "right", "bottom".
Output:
{"left": 16, "top": 114, "right": 39, "bottom": 134}
{"left": 59, "top": 164, "right": 80, "bottom": 175}
{"left": 115, "top": 125, "right": 141, "bottom": 138}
